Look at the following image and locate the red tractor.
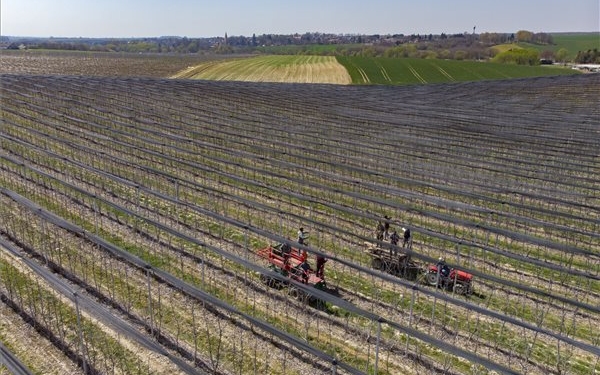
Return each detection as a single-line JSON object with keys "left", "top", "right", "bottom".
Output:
{"left": 257, "top": 242, "right": 327, "bottom": 302}
{"left": 426, "top": 260, "right": 473, "bottom": 295}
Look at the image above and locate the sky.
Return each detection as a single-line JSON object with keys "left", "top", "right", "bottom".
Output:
{"left": 2, "top": 0, "right": 599, "bottom": 38}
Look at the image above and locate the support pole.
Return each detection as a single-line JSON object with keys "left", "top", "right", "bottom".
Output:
{"left": 74, "top": 292, "right": 88, "bottom": 374}
{"left": 375, "top": 317, "right": 383, "bottom": 374}
{"left": 200, "top": 258, "right": 205, "bottom": 285}
{"left": 93, "top": 195, "right": 99, "bottom": 236}
{"left": 174, "top": 179, "right": 179, "bottom": 226}
{"left": 409, "top": 286, "right": 416, "bottom": 327}
{"left": 407, "top": 286, "right": 416, "bottom": 353}
{"left": 146, "top": 265, "right": 153, "bottom": 337}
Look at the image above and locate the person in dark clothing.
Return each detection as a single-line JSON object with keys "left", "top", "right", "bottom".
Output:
{"left": 316, "top": 255, "right": 327, "bottom": 278}
{"left": 298, "top": 260, "right": 311, "bottom": 284}
{"left": 376, "top": 221, "right": 384, "bottom": 242}
{"left": 402, "top": 227, "right": 411, "bottom": 248}
{"left": 383, "top": 215, "right": 391, "bottom": 240}
{"left": 390, "top": 230, "right": 400, "bottom": 246}
{"left": 437, "top": 257, "right": 450, "bottom": 278}
{"left": 389, "top": 230, "right": 400, "bottom": 256}
{"left": 281, "top": 242, "right": 292, "bottom": 266}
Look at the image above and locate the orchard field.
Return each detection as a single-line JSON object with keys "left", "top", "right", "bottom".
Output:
{"left": 0, "top": 49, "right": 230, "bottom": 77}
{"left": 0, "top": 67, "right": 599, "bottom": 375}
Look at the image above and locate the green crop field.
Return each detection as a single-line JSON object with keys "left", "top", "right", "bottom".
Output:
{"left": 552, "top": 32, "right": 600, "bottom": 52}
{"left": 494, "top": 32, "right": 600, "bottom": 60}
{"left": 336, "top": 56, "right": 578, "bottom": 85}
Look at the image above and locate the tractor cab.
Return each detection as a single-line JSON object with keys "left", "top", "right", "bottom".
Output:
{"left": 426, "top": 263, "right": 473, "bottom": 295}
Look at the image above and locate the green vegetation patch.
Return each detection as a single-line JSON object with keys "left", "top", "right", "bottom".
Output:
{"left": 491, "top": 33, "right": 599, "bottom": 61}
{"left": 531, "top": 33, "right": 600, "bottom": 59}
{"left": 336, "top": 56, "right": 579, "bottom": 85}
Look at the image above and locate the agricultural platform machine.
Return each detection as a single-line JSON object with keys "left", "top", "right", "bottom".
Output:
{"left": 365, "top": 242, "right": 474, "bottom": 296}
{"left": 365, "top": 242, "right": 421, "bottom": 280}
{"left": 257, "top": 242, "right": 328, "bottom": 302}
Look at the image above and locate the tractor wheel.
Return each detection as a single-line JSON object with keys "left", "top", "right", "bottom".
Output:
{"left": 465, "top": 284, "right": 474, "bottom": 296}
{"left": 288, "top": 288, "right": 306, "bottom": 301}
{"left": 371, "top": 258, "right": 383, "bottom": 270}
{"left": 426, "top": 272, "right": 439, "bottom": 286}
{"left": 260, "top": 274, "right": 271, "bottom": 285}
{"left": 406, "top": 266, "right": 420, "bottom": 281}
{"left": 261, "top": 274, "right": 281, "bottom": 288}
{"left": 312, "top": 297, "right": 326, "bottom": 310}
{"left": 453, "top": 282, "right": 466, "bottom": 295}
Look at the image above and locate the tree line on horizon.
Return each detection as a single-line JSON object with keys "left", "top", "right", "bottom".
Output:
{"left": 3, "top": 31, "right": 598, "bottom": 64}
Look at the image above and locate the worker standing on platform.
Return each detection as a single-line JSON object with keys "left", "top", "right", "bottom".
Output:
{"left": 297, "top": 227, "right": 308, "bottom": 256}
{"left": 281, "top": 241, "right": 292, "bottom": 266}
{"left": 376, "top": 221, "right": 384, "bottom": 242}
{"left": 390, "top": 230, "right": 400, "bottom": 256}
{"left": 402, "top": 227, "right": 411, "bottom": 248}
{"left": 384, "top": 215, "right": 391, "bottom": 240}
{"left": 298, "top": 227, "right": 308, "bottom": 245}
